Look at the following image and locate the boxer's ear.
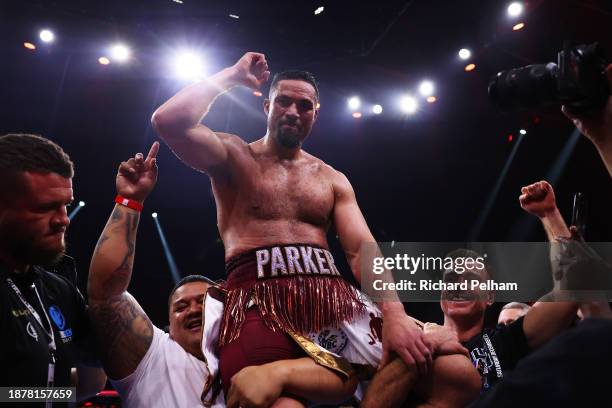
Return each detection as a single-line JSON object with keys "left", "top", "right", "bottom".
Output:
{"left": 263, "top": 99, "right": 270, "bottom": 115}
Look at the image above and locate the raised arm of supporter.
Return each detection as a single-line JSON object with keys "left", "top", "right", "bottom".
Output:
{"left": 87, "top": 142, "right": 159, "bottom": 380}
{"left": 562, "top": 64, "right": 612, "bottom": 177}
{"left": 151, "top": 52, "right": 270, "bottom": 175}
{"left": 332, "top": 170, "right": 433, "bottom": 373}
{"left": 226, "top": 358, "right": 358, "bottom": 408}
{"left": 518, "top": 181, "right": 578, "bottom": 348}
{"left": 519, "top": 180, "right": 570, "bottom": 240}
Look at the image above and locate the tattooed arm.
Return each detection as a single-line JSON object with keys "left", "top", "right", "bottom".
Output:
{"left": 88, "top": 142, "right": 159, "bottom": 380}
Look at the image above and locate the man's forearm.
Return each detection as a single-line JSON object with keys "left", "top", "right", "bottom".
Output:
{"left": 539, "top": 208, "right": 570, "bottom": 241}
{"left": 151, "top": 67, "right": 238, "bottom": 135}
{"left": 270, "top": 358, "right": 357, "bottom": 404}
{"left": 362, "top": 358, "right": 417, "bottom": 408}
{"left": 88, "top": 205, "right": 140, "bottom": 301}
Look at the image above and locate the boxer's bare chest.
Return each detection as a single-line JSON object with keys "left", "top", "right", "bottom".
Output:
{"left": 234, "top": 155, "right": 334, "bottom": 227}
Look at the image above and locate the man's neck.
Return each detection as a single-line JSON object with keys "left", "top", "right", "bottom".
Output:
{"left": 261, "top": 133, "right": 301, "bottom": 160}
{"left": 444, "top": 314, "right": 484, "bottom": 343}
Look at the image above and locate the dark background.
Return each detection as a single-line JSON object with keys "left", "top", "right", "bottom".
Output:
{"left": 1, "top": 0, "right": 611, "bottom": 326}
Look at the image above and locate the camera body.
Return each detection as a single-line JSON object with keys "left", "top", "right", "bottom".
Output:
{"left": 488, "top": 42, "right": 609, "bottom": 113}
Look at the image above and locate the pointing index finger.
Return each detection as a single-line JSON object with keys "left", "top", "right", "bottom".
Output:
{"left": 146, "top": 141, "right": 160, "bottom": 162}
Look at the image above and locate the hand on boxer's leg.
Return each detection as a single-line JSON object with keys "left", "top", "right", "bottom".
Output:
{"left": 380, "top": 310, "right": 433, "bottom": 375}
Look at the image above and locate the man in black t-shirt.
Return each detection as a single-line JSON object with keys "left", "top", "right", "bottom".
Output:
{"left": 440, "top": 248, "right": 579, "bottom": 394}
{"left": 0, "top": 134, "right": 105, "bottom": 402}
{"left": 363, "top": 248, "right": 581, "bottom": 407}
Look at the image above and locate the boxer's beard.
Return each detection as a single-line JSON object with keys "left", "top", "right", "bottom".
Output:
{"left": 276, "top": 127, "right": 302, "bottom": 149}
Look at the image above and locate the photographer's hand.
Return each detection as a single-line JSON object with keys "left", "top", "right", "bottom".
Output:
{"left": 562, "top": 64, "right": 612, "bottom": 177}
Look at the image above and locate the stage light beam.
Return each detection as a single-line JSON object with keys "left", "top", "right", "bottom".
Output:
{"left": 79, "top": 201, "right": 85, "bottom": 207}
{"left": 372, "top": 104, "right": 383, "bottom": 114}
{"left": 314, "top": 6, "right": 324, "bottom": 15}
{"left": 39, "top": 29, "right": 55, "bottom": 43}
{"left": 152, "top": 212, "right": 158, "bottom": 218}
{"left": 519, "top": 129, "right": 527, "bottom": 135}
{"left": 418, "top": 80, "right": 434, "bottom": 97}
{"left": 458, "top": 48, "right": 471, "bottom": 60}
{"left": 24, "top": 42, "right": 36, "bottom": 50}
{"left": 465, "top": 63, "right": 476, "bottom": 72}
{"left": 98, "top": 56, "right": 110, "bottom": 65}
{"left": 512, "top": 22, "right": 525, "bottom": 31}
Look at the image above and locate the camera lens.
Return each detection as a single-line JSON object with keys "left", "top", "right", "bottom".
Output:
{"left": 488, "top": 63, "right": 559, "bottom": 111}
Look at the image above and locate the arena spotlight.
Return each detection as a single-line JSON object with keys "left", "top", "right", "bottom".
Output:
{"left": 426, "top": 96, "right": 437, "bottom": 103}
{"left": 98, "top": 56, "right": 110, "bottom": 65}
{"left": 173, "top": 50, "right": 205, "bottom": 81}
{"left": 229, "top": 14, "right": 240, "bottom": 19}
{"left": 348, "top": 96, "right": 361, "bottom": 111}
{"left": 79, "top": 201, "right": 86, "bottom": 207}
{"left": 24, "top": 42, "right": 36, "bottom": 50}
{"left": 465, "top": 63, "right": 476, "bottom": 72}
{"left": 314, "top": 6, "right": 324, "bottom": 15}
{"left": 507, "top": 2, "right": 524, "bottom": 17}
{"left": 253, "top": 90, "right": 263, "bottom": 97}
{"left": 399, "top": 95, "right": 418, "bottom": 114}
{"left": 372, "top": 104, "right": 383, "bottom": 114}
{"left": 110, "top": 44, "right": 130, "bottom": 63}
{"left": 418, "top": 80, "right": 434, "bottom": 97}
{"left": 152, "top": 212, "right": 158, "bottom": 218}
{"left": 519, "top": 129, "right": 527, "bottom": 135}
{"left": 512, "top": 22, "right": 525, "bottom": 31}
{"left": 458, "top": 48, "right": 471, "bottom": 60}
{"left": 352, "top": 112, "right": 362, "bottom": 119}
{"left": 39, "top": 29, "right": 55, "bottom": 43}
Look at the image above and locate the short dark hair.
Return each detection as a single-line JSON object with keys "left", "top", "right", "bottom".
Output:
{"left": 0, "top": 133, "right": 74, "bottom": 180}
{"left": 269, "top": 70, "right": 320, "bottom": 101}
{"left": 167, "top": 274, "right": 214, "bottom": 309}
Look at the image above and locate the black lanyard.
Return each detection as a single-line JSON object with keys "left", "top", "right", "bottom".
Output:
{"left": 7, "top": 277, "right": 57, "bottom": 396}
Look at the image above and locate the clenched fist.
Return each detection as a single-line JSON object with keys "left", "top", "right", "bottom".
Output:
{"left": 116, "top": 141, "right": 159, "bottom": 203}
{"left": 519, "top": 180, "right": 557, "bottom": 218}
{"left": 229, "top": 52, "right": 271, "bottom": 90}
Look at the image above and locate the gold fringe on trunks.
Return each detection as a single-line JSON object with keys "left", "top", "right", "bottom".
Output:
{"left": 219, "top": 275, "right": 366, "bottom": 347}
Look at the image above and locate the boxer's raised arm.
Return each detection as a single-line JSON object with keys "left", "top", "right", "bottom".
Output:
{"left": 88, "top": 143, "right": 158, "bottom": 379}
{"left": 151, "top": 52, "right": 270, "bottom": 175}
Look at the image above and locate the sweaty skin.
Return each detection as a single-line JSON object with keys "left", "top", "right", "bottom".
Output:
{"left": 209, "top": 133, "right": 341, "bottom": 260}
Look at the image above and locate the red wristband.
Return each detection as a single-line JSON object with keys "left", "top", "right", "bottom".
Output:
{"left": 115, "top": 195, "right": 144, "bottom": 212}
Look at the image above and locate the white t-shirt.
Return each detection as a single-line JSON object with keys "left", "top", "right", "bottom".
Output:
{"left": 111, "top": 326, "right": 212, "bottom": 408}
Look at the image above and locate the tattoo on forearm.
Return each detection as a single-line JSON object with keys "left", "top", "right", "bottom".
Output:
{"left": 113, "top": 212, "right": 138, "bottom": 276}
{"left": 89, "top": 294, "right": 153, "bottom": 379}
{"left": 89, "top": 206, "right": 148, "bottom": 378}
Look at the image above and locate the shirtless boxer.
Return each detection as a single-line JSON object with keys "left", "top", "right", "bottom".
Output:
{"left": 151, "top": 52, "right": 431, "bottom": 400}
